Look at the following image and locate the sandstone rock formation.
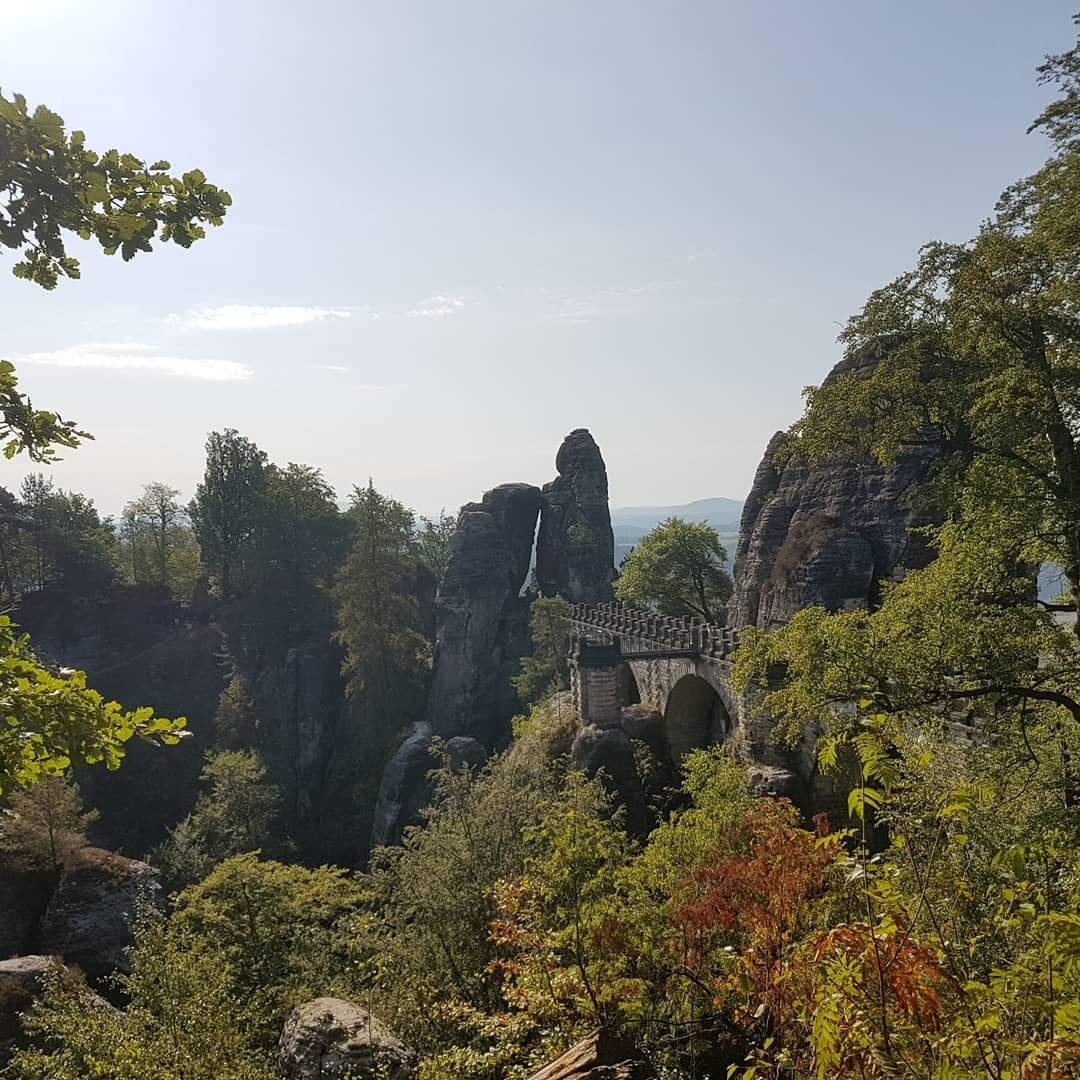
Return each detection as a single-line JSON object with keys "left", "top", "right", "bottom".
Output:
{"left": 374, "top": 432, "right": 618, "bottom": 849}
{"left": 0, "top": 859, "right": 53, "bottom": 959}
{"left": 427, "top": 483, "right": 543, "bottom": 743}
{"left": 731, "top": 355, "right": 938, "bottom": 629}
{"left": 0, "top": 955, "right": 62, "bottom": 1041}
{"left": 536, "top": 429, "right": 616, "bottom": 604}
{"left": 278, "top": 997, "right": 415, "bottom": 1079}
{"left": 39, "top": 847, "right": 159, "bottom": 980}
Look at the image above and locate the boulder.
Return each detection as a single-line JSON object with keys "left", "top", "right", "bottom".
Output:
{"left": 746, "top": 764, "right": 805, "bottom": 805}
{"left": 571, "top": 725, "right": 651, "bottom": 837}
{"left": 278, "top": 997, "right": 415, "bottom": 1079}
{"left": 0, "top": 955, "right": 62, "bottom": 1041}
{"left": 39, "top": 847, "right": 159, "bottom": 980}
{"left": 527, "top": 1029, "right": 655, "bottom": 1079}
{"left": 731, "top": 352, "right": 939, "bottom": 631}
{"left": 536, "top": 429, "right": 616, "bottom": 604}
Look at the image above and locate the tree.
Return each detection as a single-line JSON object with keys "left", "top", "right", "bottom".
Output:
{"left": 783, "top": 23, "right": 1080, "bottom": 632}
{"left": 333, "top": 482, "right": 429, "bottom": 763}
{"left": 189, "top": 430, "right": 268, "bottom": 600}
{"left": 0, "top": 92, "right": 224, "bottom": 789}
{"left": 171, "top": 854, "right": 371, "bottom": 1045}
{"left": 417, "top": 510, "right": 458, "bottom": 583}
{"left": 153, "top": 749, "right": 282, "bottom": 888}
{"left": 615, "top": 517, "right": 732, "bottom": 623}
{"left": 6, "top": 913, "right": 273, "bottom": 1080}
{"left": 0, "top": 90, "right": 229, "bottom": 460}
{"left": 512, "top": 594, "right": 572, "bottom": 707}
{"left": 0, "top": 615, "right": 187, "bottom": 794}
{"left": 0, "top": 774, "right": 98, "bottom": 872}
{"left": 129, "top": 482, "right": 182, "bottom": 584}
{"left": 0, "top": 90, "right": 231, "bottom": 289}
{"left": 251, "top": 463, "right": 349, "bottom": 592}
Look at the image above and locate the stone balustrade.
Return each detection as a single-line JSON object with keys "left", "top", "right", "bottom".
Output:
{"left": 563, "top": 600, "right": 740, "bottom": 661}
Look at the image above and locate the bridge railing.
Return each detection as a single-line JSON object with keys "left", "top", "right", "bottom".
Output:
{"left": 563, "top": 600, "right": 740, "bottom": 660}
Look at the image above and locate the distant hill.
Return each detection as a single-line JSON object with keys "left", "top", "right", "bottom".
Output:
{"left": 610, "top": 497, "right": 745, "bottom": 569}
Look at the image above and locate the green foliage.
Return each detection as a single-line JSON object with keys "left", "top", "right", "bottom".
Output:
{"left": 172, "top": 853, "right": 372, "bottom": 1045}
{"left": 253, "top": 462, "right": 349, "bottom": 592}
{"left": 733, "top": 518, "right": 1080, "bottom": 752}
{"left": 417, "top": 510, "right": 458, "bottom": 583}
{"left": 0, "top": 359, "right": 88, "bottom": 464}
{"left": 118, "top": 481, "right": 199, "bottom": 597}
{"left": 5, "top": 913, "right": 272, "bottom": 1080}
{"left": 189, "top": 429, "right": 269, "bottom": 600}
{"left": 369, "top": 749, "right": 566, "bottom": 1054}
{"left": 0, "top": 773, "right": 98, "bottom": 870}
{"left": 0, "top": 615, "right": 186, "bottom": 794}
{"left": 334, "top": 482, "right": 429, "bottom": 764}
{"left": 0, "top": 89, "right": 230, "bottom": 290}
{"left": 615, "top": 517, "right": 732, "bottom": 623}
{"left": 153, "top": 749, "right": 282, "bottom": 888}
{"left": 512, "top": 595, "right": 572, "bottom": 708}
{"left": 18, "top": 473, "right": 118, "bottom": 595}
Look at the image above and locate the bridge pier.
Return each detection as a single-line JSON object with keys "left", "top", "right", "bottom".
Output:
{"left": 570, "top": 637, "right": 623, "bottom": 728}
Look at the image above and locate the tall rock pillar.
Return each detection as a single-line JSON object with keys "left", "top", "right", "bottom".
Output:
{"left": 536, "top": 428, "right": 616, "bottom": 603}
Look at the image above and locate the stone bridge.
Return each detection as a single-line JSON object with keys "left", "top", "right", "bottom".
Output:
{"left": 563, "top": 601, "right": 783, "bottom": 768}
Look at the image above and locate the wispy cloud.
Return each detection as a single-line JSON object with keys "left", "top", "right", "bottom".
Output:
{"left": 406, "top": 295, "right": 465, "bottom": 318}
{"left": 167, "top": 304, "right": 352, "bottom": 331}
{"left": 314, "top": 363, "right": 351, "bottom": 373}
{"left": 16, "top": 342, "right": 253, "bottom": 382}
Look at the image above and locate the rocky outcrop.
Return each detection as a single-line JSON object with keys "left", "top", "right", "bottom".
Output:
{"left": 369, "top": 726, "right": 487, "bottom": 848}
{"left": 374, "top": 431, "right": 618, "bottom": 850}
{"left": 569, "top": 705, "right": 675, "bottom": 837}
{"left": 731, "top": 356, "right": 938, "bottom": 629}
{"left": 39, "top": 848, "right": 159, "bottom": 981}
{"left": 0, "top": 955, "right": 62, "bottom": 1041}
{"left": 536, "top": 429, "right": 616, "bottom": 604}
{"left": 426, "top": 483, "right": 543, "bottom": 744}
{"left": 278, "top": 997, "right": 415, "bottom": 1079}
{"left": 527, "top": 1029, "right": 655, "bottom": 1079}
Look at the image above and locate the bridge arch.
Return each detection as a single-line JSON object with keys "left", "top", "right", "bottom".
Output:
{"left": 664, "top": 673, "right": 731, "bottom": 765}
{"left": 615, "top": 662, "right": 641, "bottom": 708}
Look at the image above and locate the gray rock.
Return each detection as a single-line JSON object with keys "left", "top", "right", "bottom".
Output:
{"left": 571, "top": 725, "right": 651, "bottom": 836}
{"left": 0, "top": 955, "right": 62, "bottom": 1041}
{"left": 369, "top": 725, "right": 437, "bottom": 849}
{"left": 426, "top": 484, "right": 543, "bottom": 746}
{"left": 731, "top": 354, "right": 939, "bottom": 630}
{"left": 746, "top": 765, "right": 806, "bottom": 805}
{"left": 536, "top": 429, "right": 616, "bottom": 604}
{"left": 39, "top": 847, "right": 159, "bottom": 980}
{"left": 278, "top": 997, "right": 415, "bottom": 1079}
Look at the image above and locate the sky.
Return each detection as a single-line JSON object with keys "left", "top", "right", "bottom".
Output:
{"left": 1, "top": 0, "right": 1075, "bottom": 518}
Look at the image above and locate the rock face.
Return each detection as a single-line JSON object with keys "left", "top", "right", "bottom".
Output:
{"left": 278, "top": 997, "right": 415, "bottom": 1080}
{"left": 536, "top": 429, "right": 616, "bottom": 604}
{"left": 373, "top": 431, "right": 618, "bottom": 850}
{"left": 39, "top": 847, "right": 159, "bottom": 981}
{"left": 731, "top": 356, "right": 939, "bottom": 629}
{"left": 427, "top": 483, "right": 543, "bottom": 743}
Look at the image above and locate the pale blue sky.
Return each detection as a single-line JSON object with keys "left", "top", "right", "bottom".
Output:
{"left": 2, "top": 1, "right": 1073, "bottom": 517}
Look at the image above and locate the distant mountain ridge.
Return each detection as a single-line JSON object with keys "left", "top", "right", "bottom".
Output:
{"left": 610, "top": 497, "right": 745, "bottom": 568}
